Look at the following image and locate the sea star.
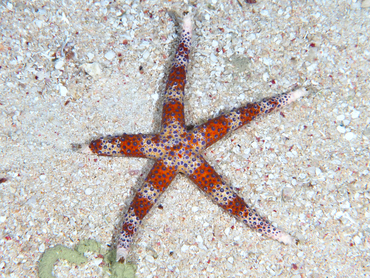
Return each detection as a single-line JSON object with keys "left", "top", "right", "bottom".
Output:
{"left": 81, "top": 13, "right": 307, "bottom": 262}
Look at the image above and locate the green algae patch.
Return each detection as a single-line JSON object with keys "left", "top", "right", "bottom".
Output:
{"left": 104, "top": 248, "right": 117, "bottom": 265}
{"left": 111, "top": 261, "right": 137, "bottom": 278}
{"left": 38, "top": 240, "right": 136, "bottom": 278}
{"left": 75, "top": 239, "right": 101, "bottom": 254}
{"left": 104, "top": 249, "right": 137, "bottom": 278}
{"left": 38, "top": 245, "right": 87, "bottom": 278}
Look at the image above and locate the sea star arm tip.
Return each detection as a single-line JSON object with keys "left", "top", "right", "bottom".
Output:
{"left": 287, "top": 87, "right": 308, "bottom": 104}
{"left": 116, "top": 160, "right": 177, "bottom": 262}
{"left": 183, "top": 12, "right": 192, "bottom": 35}
{"left": 161, "top": 12, "right": 193, "bottom": 134}
{"left": 190, "top": 87, "right": 308, "bottom": 150}
{"left": 272, "top": 230, "right": 298, "bottom": 245}
{"left": 83, "top": 134, "right": 158, "bottom": 158}
{"left": 116, "top": 247, "right": 129, "bottom": 263}
{"left": 78, "top": 143, "right": 93, "bottom": 154}
{"left": 186, "top": 157, "right": 296, "bottom": 246}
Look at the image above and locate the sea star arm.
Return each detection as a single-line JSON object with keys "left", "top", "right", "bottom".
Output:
{"left": 160, "top": 14, "right": 192, "bottom": 136}
{"left": 190, "top": 88, "right": 307, "bottom": 150}
{"left": 186, "top": 156, "right": 295, "bottom": 245}
{"left": 80, "top": 134, "right": 157, "bottom": 158}
{"left": 116, "top": 159, "right": 177, "bottom": 262}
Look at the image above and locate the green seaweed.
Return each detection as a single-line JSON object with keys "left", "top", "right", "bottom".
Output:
{"left": 103, "top": 249, "right": 137, "bottom": 278}
{"left": 111, "top": 262, "right": 137, "bottom": 278}
{"left": 75, "top": 239, "right": 101, "bottom": 254}
{"left": 38, "top": 245, "right": 87, "bottom": 278}
{"left": 104, "top": 248, "right": 117, "bottom": 264}
{"left": 38, "top": 240, "right": 136, "bottom": 278}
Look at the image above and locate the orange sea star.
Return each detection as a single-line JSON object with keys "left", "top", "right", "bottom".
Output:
{"left": 81, "top": 13, "right": 307, "bottom": 262}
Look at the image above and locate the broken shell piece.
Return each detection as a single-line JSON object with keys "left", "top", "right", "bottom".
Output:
{"left": 81, "top": 62, "right": 102, "bottom": 78}
{"left": 54, "top": 57, "right": 65, "bottom": 70}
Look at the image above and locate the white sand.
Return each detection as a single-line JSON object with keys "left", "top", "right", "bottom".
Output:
{"left": 1, "top": 0, "right": 369, "bottom": 277}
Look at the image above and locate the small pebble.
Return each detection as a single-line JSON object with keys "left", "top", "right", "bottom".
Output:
{"left": 340, "top": 201, "right": 351, "bottom": 209}
{"left": 343, "top": 119, "right": 351, "bottom": 126}
{"left": 39, "top": 243, "right": 45, "bottom": 253}
{"left": 363, "top": 125, "right": 370, "bottom": 136}
{"left": 81, "top": 62, "right": 102, "bottom": 78}
{"left": 92, "top": 258, "right": 103, "bottom": 266}
{"left": 225, "top": 227, "right": 231, "bottom": 236}
{"left": 142, "top": 50, "right": 150, "bottom": 59}
{"left": 336, "top": 126, "right": 346, "bottom": 133}
{"left": 336, "top": 115, "right": 345, "bottom": 121}
{"left": 251, "top": 142, "right": 258, "bottom": 148}
{"left": 85, "top": 188, "right": 93, "bottom": 195}
{"left": 181, "top": 245, "right": 189, "bottom": 252}
{"left": 54, "top": 58, "right": 65, "bottom": 70}
{"left": 151, "top": 93, "right": 159, "bottom": 101}
{"left": 282, "top": 187, "right": 294, "bottom": 201}
{"left": 363, "top": 0, "right": 370, "bottom": 7}
{"left": 351, "top": 110, "right": 360, "bottom": 119}
{"left": 307, "top": 63, "right": 318, "bottom": 72}
{"left": 262, "top": 58, "right": 273, "bottom": 66}
{"left": 26, "top": 196, "right": 37, "bottom": 205}
{"left": 34, "top": 19, "right": 44, "bottom": 28}
{"left": 104, "top": 50, "right": 115, "bottom": 60}
{"left": 247, "top": 33, "right": 256, "bottom": 41}
{"left": 344, "top": 132, "right": 356, "bottom": 141}
{"left": 334, "top": 211, "right": 343, "bottom": 219}
{"left": 227, "top": 256, "right": 234, "bottom": 264}
{"left": 210, "top": 53, "right": 217, "bottom": 63}
{"left": 146, "top": 255, "right": 155, "bottom": 263}
{"left": 195, "top": 235, "right": 203, "bottom": 244}
{"left": 353, "top": 235, "right": 362, "bottom": 245}
{"left": 58, "top": 84, "right": 68, "bottom": 96}
{"left": 87, "top": 52, "right": 94, "bottom": 60}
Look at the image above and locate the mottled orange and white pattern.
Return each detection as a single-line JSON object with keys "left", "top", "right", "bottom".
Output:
{"left": 82, "top": 13, "right": 307, "bottom": 262}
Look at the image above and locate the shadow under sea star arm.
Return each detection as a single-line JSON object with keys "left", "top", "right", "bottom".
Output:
{"left": 116, "top": 159, "right": 178, "bottom": 262}
{"left": 190, "top": 88, "right": 307, "bottom": 150}
{"left": 80, "top": 134, "right": 158, "bottom": 158}
{"left": 186, "top": 156, "right": 295, "bottom": 245}
{"left": 160, "top": 13, "right": 192, "bottom": 136}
